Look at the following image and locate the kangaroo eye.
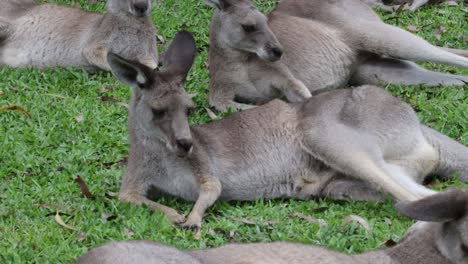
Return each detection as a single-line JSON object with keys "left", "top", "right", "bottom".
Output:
{"left": 461, "top": 244, "right": 468, "bottom": 254}
{"left": 152, "top": 108, "right": 167, "bottom": 119}
{"left": 186, "top": 107, "right": 195, "bottom": 116}
{"left": 242, "top": 24, "right": 256, "bottom": 33}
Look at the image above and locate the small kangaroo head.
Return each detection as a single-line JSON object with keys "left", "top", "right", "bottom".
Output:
{"left": 206, "top": 0, "right": 283, "bottom": 62}
{"left": 397, "top": 189, "right": 468, "bottom": 264}
{"left": 107, "top": 0, "right": 153, "bottom": 17}
{"left": 108, "top": 31, "right": 197, "bottom": 157}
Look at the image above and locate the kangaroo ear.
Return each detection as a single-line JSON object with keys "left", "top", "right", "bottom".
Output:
{"left": 396, "top": 189, "right": 468, "bottom": 222}
{"left": 107, "top": 53, "right": 154, "bottom": 89}
{"left": 204, "top": 0, "right": 231, "bottom": 10}
{"left": 159, "top": 30, "right": 197, "bottom": 84}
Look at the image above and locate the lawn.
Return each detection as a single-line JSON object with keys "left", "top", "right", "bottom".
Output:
{"left": 0, "top": 0, "right": 467, "bottom": 263}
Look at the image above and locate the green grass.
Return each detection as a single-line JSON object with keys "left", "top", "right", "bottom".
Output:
{"left": 0, "top": 0, "right": 467, "bottom": 263}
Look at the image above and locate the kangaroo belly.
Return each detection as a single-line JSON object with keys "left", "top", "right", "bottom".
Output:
{"left": 270, "top": 15, "right": 358, "bottom": 92}
{"left": 2, "top": 5, "right": 95, "bottom": 68}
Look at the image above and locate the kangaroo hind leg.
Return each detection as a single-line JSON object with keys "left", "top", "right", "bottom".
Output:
{"left": 421, "top": 125, "right": 468, "bottom": 182}
{"left": 303, "top": 124, "right": 436, "bottom": 201}
{"left": 347, "top": 20, "right": 468, "bottom": 68}
{"left": 351, "top": 57, "right": 468, "bottom": 86}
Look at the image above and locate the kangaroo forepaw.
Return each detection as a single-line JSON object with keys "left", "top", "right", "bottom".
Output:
{"left": 285, "top": 79, "right": 312, "bottom": 103}
{"left": 165, "top": 210, "right": 186, "bottom": 224}
{"left": 178, "top": 214, "right": 202, "bottom": 231}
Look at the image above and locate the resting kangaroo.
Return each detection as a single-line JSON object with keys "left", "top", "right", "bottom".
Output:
{"left": 207, "top": 0, "right": 468, "bottom": 111}
{"left": 363, "top": 0, "right": 464, "bottom": 12}
{"left": 76, "top": 189, "right": 468, "bottom": 264}
{"left": 109, "top": 31, "right": 468, "bottom": 230}
{"left": 0, "top": 0, "right": 158, "bottom": 71}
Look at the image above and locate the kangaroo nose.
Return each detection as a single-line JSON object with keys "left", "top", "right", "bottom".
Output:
{"left": 132, "top": 2, "right": 149, "bottom": 16}
{"left": 176, "top": 139, "right": 193, "bottom": 152}
{"left": 271, "top": 47, "right": 283, "bottom": 59}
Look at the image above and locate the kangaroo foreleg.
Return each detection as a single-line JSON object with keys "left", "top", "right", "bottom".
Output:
{"left": 409, "top": 0, "right": 430, "bottom": 10}
{"left": 119, "top": 192, "right": 186, "bottom": 224}
{"left": 351, "top": 57, "right": 468, "bottom": 86}
{"left": 181, "top": 176, "right": 221, "bottom": 231}
{"left": 347, "top": 20, "right": 468, "bottom": 68}
{"left": 267, "top": 62, "right": 312, "bottom": 103}
{"left": 82, "top": 42, "right": 111, "bottom": 71}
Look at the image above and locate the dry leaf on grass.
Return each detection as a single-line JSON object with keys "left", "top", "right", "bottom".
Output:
{"left": 344, "top": 215, "right": 372, "bottom": 234}
{"left": 194, "top": 228, "right": 203, "bottom": 240}
{"left": 100, "top": 96, "right": 129, "bottom": 109}
{"left": 0, "top": 105, "right": 31, "bottom": 118}
{"left": 289, "top": 212, "right": 328, "bottom": 226}
{"left": 230, "top": 217, "right": 278, "bottom": 226}
{"left": 75, "top": 115, "right": 85, "bottom": 123}
{"left": 77, "top": 232, "right": 87, "bottom": 242}
{"left": 406, "top": 25, "right": 419, "bottom": 32}
{"left": 100, "top": 86, "right": 116, "bottom": 94}
{"left": 55, "top": 212, "right": 76, "bottom": 231}
{"left": 206, "top": 108, "right": 220, "bottom": 120}
{"left": 101, "top": 213, "right": 118, "bottom": 221}
{"left": 75, "top": 176, "right": 96, "bottom": 199}
{"left": 434, "top": 26, "right": 447, "bottom": 40}
{"left": 0, "top": 91, "right": 4, "bottom": 95}
{"left": 125, "top": 228, "right": 135, "bottom": 238}
{"left": 444, "top": 0, "right": 459, "bottom": 6}
{"left": 45, "top": 93, "right": 67, "bottom": 99}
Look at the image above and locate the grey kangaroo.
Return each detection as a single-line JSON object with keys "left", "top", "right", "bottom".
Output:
{"left": 76, "top": 189, "right": 468, "bottom": 264}
{"left": 207, "top": 0, "right": 468, "bottom": 111}
{"left": 0, "top": 0, "right": 158, "bottom": 71}
{"left": 108, "top": 31, "right": 468, "bottom": 230}
{"left": 364, "top": 0, "right": 464, "bottom": 12}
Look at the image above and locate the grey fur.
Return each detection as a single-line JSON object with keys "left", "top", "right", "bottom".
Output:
{"left": 363, "top": 0, "right": 463, "bottom": 12}
{"left": 207, "top": 0, "right": 468, "bottom": 111}
{"left": 0, "top": 0, "right": 158, "bottom": 71}
{"left": 75, "top": 189, "right": 468, "bottom": 264}
{"left": 108, "top": 31, "right": 468, "bottom": 229}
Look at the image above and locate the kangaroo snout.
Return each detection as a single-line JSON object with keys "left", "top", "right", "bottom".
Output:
{"left": 176, "top": 138, "right": 193, "bottom": 156}
{"left": 131, "top": 1, "right": 150, "bottom": 17}
{"left": 261, "top": 43, "right": 283, "bottom": 62}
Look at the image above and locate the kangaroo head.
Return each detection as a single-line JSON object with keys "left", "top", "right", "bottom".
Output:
{"left": 108, "top": 31, "right": 197, "bottom": 157}
{"left": 206, "top": 0, "right": 283, "bottom": 62}
{"left": 397, "top": 189, "right": 468, "bottom": 264}
{"left": 107, "top": 0, "right": 153, "bottom": 17}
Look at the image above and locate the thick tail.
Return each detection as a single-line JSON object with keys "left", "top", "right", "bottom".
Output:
{"left": 421, "top": 125, "right": 468, "bottom": 182}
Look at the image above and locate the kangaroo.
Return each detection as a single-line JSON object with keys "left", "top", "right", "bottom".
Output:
{"left": 0, "top": 0, "right": 158, "bottom": 71}
{"left": 109, "top": 30, "right": 468, "bottom": 230}
{"left": 207, "top": 0, "right": 468, "bottom": 111}
{"left": 76, "top": 189, "right": 468, "bottom": 264}
{"left": 364, "top": 0, "right": 464, "bottom": 12}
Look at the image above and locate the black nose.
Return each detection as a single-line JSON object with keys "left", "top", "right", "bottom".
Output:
{"left": 176, "top": 139, "right": 193, "bottom": 152}
{"left": 133, "top": 2, "right": 149, "bottom": 16}
{"left": 270, "top": 47, "right": 283, "bottom": 59}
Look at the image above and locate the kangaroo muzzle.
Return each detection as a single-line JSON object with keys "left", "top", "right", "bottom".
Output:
{"left": 259, "top": 43, "right": 284, "bottom": 62}
{"left": 130, "top": 0, "right": 150, "bottom": 17}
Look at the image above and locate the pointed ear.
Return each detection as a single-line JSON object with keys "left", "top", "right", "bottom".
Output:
{"left": 159, "top": 30, "right": 197, "bottom": 83}
{"left": 396, "top": 189, "right": 468, "bottom": 222}
{"left": 107, "top": 53, "right": 154, "bottom": 89}
{"left": 204, "top": 0, "right": 231, "bottom": 10}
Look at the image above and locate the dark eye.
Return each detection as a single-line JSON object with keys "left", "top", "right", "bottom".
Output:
{"left": 242, "top": 24, "right": 256, "bottom": 33}
{"left": 152, "top": 108, "right": 167, "bottom": 119}
{"left": 461, "top": 244, "right": 468, "bottom": 254}
{"left": 186, "top": 107, "right": 195, "bottom": 116}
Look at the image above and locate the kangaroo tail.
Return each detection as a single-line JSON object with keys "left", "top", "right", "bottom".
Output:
{"left": 421, "top": 125, "right": 468, "bottom": 182}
